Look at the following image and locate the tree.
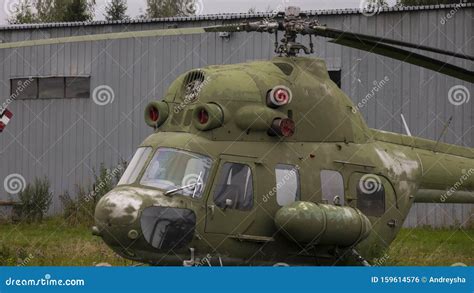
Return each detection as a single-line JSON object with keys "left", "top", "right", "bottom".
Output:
{"left": 8, "top": 0, "right": 36, "bottom": 24}
{"left": 105, "top": 0, "right": 129, "bottom": 21}
{"left": 63, "top": 0, "right": 96, "bottom": 22}
{"left": 9, "top": 0, "right": 96, "bottom": 24}
{"left": 366, "top": 0, "right": 389, "bottom": 7}
{"left": 145, "top": 0, "right": 196, "bottom": 18}
{"left": 35, "top": 0, "right": 65, "bottom": 23}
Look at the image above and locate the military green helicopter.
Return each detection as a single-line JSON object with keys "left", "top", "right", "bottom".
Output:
{"left": 2, "top": 7, "right": 473, "bottom": 266}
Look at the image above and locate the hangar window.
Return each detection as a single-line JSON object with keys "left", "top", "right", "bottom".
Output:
{"left": 10, "top": 77, "right": 90, "bottom": 99}
{"left": 213, "top": 163, "right": 253, "bottom": 211}
{"left": 10, "top": 78, "right": 37, "bottom": 100}
{"left": 66, "top": 77, "right": 90, "bottom": 99}
{"left": 275, "top": 164, "right": 300, "bottom": 206}
{"left": 39, "top": 77, "right": 64, "bottom": 99}
{"left": 328, "top": 70, "right": 341, "bottom": 88}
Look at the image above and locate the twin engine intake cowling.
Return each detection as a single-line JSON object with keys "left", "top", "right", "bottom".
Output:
{"left": 144, "top": 71, "right": 296, "bottom": 137}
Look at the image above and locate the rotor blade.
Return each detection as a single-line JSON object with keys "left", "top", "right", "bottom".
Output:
{"left": 204, "top": 24, "right": 250, "bottom": 32}
{"left": 0, "top": 26, "right": 231, "bottom": 50}
{"left": 327, "top": 38, "right": 473, "bottom": 83}
{"left": 311, "top": 26, "right": 474, "bottom": 61}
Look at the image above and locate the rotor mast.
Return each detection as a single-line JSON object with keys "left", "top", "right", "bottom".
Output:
{"left": 240, "top": 6, "right": 317, "bottom": 57}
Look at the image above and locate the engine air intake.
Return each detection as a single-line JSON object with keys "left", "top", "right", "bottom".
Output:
{"left": 144, "top": 101, "right": 169, "bottom": 128}
{"left": 193, "top": 103, "right": 225, "bottom": 131}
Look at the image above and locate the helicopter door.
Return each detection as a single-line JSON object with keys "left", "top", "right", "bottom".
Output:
{"left": 205, "top": 155, "right": 257, "bottom": 235}
{"left": 320, "top": 170, "right": 345, "bottom": 206}
{"left": 348, "top": 173, "right": 400, "bottom": 238}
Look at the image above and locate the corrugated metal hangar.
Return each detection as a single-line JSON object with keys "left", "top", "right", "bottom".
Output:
{"left": 0, "top": 4, "right": 472, "bottom": 227}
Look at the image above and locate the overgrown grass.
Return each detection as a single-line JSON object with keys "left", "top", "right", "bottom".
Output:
{"left": 385, "top": 228, "right": 474, "bottom": 266}
{"left": 0, "top": 218, "right": 472, "bottom": 266}
{"left": 0, "top": 218, "right": 134, "bottom": 266}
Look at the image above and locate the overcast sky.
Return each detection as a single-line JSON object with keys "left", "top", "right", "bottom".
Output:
{"left": 0, "top": 0, "right": 398, "bottom": 24}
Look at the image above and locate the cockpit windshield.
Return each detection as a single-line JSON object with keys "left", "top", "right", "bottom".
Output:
{"left": 139, "top": 148, "right": 212, "bottom": 198}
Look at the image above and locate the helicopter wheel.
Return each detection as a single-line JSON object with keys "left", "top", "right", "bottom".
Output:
{"left": 95, "top": 262, "right": 112, "bottom": 267}
{"left": 273, "top": 262, "right": 290, "bottom": 267}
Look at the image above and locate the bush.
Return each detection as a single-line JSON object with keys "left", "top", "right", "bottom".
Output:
{"left": 60, "top": 162, "right": 126, "bottom": 226}
{"left": 17, "top": 177, "right": 53, "bottom": 223}
{"left": 0, "top": 244, "right": 14, "bottom": 266}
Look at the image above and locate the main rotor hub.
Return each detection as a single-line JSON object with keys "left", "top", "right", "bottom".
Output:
{"left": 241, "top": 6, "right": 320, "bottom": 57}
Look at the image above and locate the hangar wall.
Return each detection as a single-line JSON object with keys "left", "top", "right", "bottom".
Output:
{"left": 0, "top": 4, "right": 472, "bottom": 227}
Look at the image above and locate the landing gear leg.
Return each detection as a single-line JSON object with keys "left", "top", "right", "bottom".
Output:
{"left": 351, "top": 249, "right": 371, "bottom": 266}
{"left": 183, "top": 248, "right": 195, "bottom": 266}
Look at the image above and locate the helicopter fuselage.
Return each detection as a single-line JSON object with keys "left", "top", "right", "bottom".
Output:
{"left": 93, "top": 57, "right": 473, "bottom": 266}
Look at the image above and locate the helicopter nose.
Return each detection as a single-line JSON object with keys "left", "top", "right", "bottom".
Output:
{"left": 94, "top": 188, "right": 197, "bottom": 254}
{"left": 95, "top": 189, "right": 144, "bottom": 227}
{"left": 140, "top": 206, "right": 196, "bottom": 250}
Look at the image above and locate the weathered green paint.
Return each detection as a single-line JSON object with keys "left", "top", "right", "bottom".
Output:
{"left": 94, "top": 57, "right": 474, "bottom": 266}
{"left": 275, "top": 201, "right": 372, "bottom": 246}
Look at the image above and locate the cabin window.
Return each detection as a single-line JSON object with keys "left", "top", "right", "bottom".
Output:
{"left": 10, "top": 77, "right": 90, "bottom": 99}
{"left": 320, "top": 170, "right": 345, "bottom": 205}
{"left": 213, "top": 162, "right": 253, "bottom": 211}
{"left": 275, "top": 164, "right": 300, "bottom": 206}
{"left": 357, "top": 179, "right": 385, "bottom": 217}
{"left": 118, "top": 147, "right": 153, "bottom": 185}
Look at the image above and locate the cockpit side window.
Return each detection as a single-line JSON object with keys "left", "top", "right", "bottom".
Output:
{"left": 275, "top": 164, "right": 300, "bottom": 206}
{"left": 357, "top": 182, "right": 385, "bottom": 217}
{"left": 213, "top": 162, "right": 253, "bottom": 211}
{"left": 118, "top": 147, "right": 152, "bottom": 185}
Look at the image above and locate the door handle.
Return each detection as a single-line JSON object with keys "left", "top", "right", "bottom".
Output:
{"left": 208, "top": 204, "right": 215, "bottom": 219}
{"left": 387, "top": 219, "right": 397, "bottom": 228}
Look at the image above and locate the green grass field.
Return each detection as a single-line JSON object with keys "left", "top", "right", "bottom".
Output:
{"left": 0, "top": 218, "right": 472, "bottom": 266}
{"left": 384, "top": 228, "right": 473, "bottom": 266}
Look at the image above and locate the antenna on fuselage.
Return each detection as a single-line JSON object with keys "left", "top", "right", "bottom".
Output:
{"left": 434, "top": 116, "right": 453, "bottom": 152}
{"left": 400, "top": 114, "right": 412, "bottom": 137}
